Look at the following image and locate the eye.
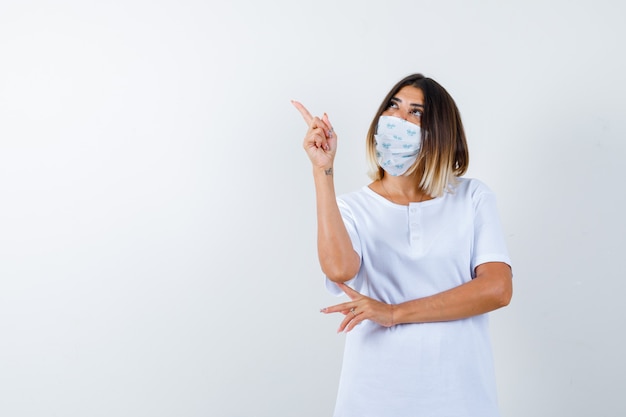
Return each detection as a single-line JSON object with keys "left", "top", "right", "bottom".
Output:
{"left": 386, "top": 101, "right": 399, "bottom": 110}
{"left": 410, "top": 108, "right": 423, "bottom": 117}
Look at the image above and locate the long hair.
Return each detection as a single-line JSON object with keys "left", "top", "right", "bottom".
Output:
{"left": 366, "top": 74, "right": 469, "bottom": 197}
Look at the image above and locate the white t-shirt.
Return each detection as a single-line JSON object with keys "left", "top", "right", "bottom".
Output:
{"left": 326, "top": 178, "right": 511, "bottom": 417}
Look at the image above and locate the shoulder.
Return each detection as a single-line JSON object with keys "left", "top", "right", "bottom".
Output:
{"left": 336, "top": 186, "right": 389, "bottom": 222}
{"left": 337, "top": 186, "right": 376, "bottom": 206}
{"left": 443, "top": 178, "right": 501, "bottom": 214}
{"left": 453, "top": 177, "right": 492, "bottom": 192}
{"left": 450, "top": 177, "right": 496, "bottom": 199}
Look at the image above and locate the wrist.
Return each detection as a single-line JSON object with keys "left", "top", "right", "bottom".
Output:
{"left": 313, "top": 166, "right": 334, "bottom": 178}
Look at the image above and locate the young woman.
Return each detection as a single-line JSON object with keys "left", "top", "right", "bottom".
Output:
{"left": 293, "top": 73, "right": 512, "bottom": 417}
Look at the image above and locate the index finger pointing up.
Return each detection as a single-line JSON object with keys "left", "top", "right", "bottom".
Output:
{"left": 337, "top": 283, "right": 360, "bottom": 300}
{"left": 291, "top": 100, "right": 314, "bottom": 126}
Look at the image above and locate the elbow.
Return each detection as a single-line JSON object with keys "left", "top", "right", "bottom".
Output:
{"left": 323, "top": 265, "right": 359, "bottom": 283}
{"left": 494, "top": 275, "right": 513, "bottom": 308}
{"left": 497, "top": 288, "right": 512, "bottom": 308}
{"left": 321, "top": 253, "right": 360, "bottom": 283}
{"left": 476, "top": 262, "right": 513, "bottom": 310}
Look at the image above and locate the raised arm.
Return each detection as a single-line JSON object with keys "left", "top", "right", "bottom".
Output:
{"left": 292, "top": 100, "right": 360, "bottom": 282}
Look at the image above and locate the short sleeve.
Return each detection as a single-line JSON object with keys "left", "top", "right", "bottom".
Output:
{"left": 324, "top": 197, "right": 362, "bottom": 296}
{"left": 471, "top": 185, "right": 511, "bottom": 276}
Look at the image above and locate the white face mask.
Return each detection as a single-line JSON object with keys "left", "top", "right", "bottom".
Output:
{"left": 374, "top": 115, "right": 422, "bottom": 176}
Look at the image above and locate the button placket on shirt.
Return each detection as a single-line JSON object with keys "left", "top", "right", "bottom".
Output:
{"left": 408, "top": 204, "right": 422, "bottom": 248}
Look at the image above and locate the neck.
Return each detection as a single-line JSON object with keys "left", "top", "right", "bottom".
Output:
{"left": 379, "top": 175, "right": 430, "bottom": 204}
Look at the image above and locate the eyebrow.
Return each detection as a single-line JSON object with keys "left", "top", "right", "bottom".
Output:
{"left": 390, "top": 97, "right": 424, "bottom": 108}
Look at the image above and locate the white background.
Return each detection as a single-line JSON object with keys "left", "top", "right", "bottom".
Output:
{"left": 1, "top": 1, "right": 624, "bottom": 416}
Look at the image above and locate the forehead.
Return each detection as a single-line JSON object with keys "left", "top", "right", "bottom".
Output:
{"left": 394, "top": 85, "right": 424, "bottom": 103}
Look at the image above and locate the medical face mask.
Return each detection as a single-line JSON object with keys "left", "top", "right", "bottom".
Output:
{"left": 374, "top": 115, "right": 422, "bottom": 176}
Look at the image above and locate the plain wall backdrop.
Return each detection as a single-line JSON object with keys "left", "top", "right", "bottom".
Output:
{"left": 1, "top": 0, "right": 625, "bottom": 416}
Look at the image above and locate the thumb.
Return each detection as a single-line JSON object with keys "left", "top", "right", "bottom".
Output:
{"left": 322, "top": 113, "right": 334, "bottom": 137}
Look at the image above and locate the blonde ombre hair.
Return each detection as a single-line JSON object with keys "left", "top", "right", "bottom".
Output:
{"left": 366, "top": 74, "right": 469, "bottom": 197}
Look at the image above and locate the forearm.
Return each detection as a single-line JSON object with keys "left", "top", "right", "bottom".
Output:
{"left": 313, "top": 166, "right": 360, "bottom": 282}
{"left": 392, "top": 264, "right": 512, "bottom": 324}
